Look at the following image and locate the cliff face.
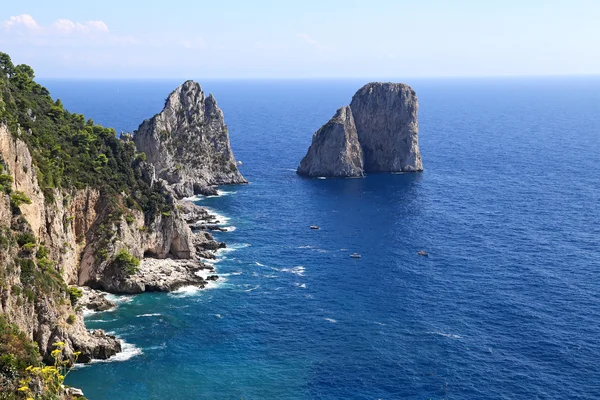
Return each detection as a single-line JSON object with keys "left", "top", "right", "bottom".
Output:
{"left": 0, "top": 124, "right": 120, "bottom": 365}
{"left": 133, "top": 80, "right": 246, "bottom": 197}
{"left": 0, "top": 53, "right": 227, "bottom": 398}
{"left": 297, "top": 106, "right": 364, "bottom": 177}
{"left": 297, "top": 82, "right": 423, "bottom": 177}
{"left": 350, "top": 83, "right": 422, "bottom": 172}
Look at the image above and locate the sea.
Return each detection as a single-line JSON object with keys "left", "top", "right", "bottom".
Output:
{"left": 39, "top": 77, "right": 600, "bottom": 399}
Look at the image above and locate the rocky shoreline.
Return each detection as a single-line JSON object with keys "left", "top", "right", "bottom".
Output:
{"left": 74, "top": 199, "right": 229, "bottom": 363}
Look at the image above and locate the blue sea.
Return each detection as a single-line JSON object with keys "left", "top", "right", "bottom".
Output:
{"left": 41, "top": 78, "right": 600, "bottom": 399}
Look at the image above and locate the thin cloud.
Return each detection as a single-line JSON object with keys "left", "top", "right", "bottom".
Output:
{"left": 53, "top": 19, "right": 109, "bottom": 34}
{"left": 295, "top": 33, "right": 326, "bottom": 49}
{"left": 2, "top": 14, "right": 40, "bottom": 30}
{"left": 2, "top": 14, "right": 109, "bottom": 35}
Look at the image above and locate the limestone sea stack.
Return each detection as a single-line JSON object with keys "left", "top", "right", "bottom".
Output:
{"left": 297, "top": 82, "right": 423, "bottom": 177}
{"left": 297, "top": 106, "right": 364, "bottom": 177}
{"left": 134, "top": 80, "right": 246, "bottom": 197}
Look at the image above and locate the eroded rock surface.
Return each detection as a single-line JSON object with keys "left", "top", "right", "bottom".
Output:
{"left": 133, "top": 80, "right": 246, "bottom": 197}
{"left": 298, "top": 82, "right": 423, "bottom": 177}
{"left": 297, "top": 106, "right": 364, "bottom": 177}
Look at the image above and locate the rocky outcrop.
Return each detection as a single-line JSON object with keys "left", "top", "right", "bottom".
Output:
{"left": 111, "top": 259, "right": 218, "bottom": 294}
{"left": 297, "top": 82, "right": 423, "bottom": 177}
{"left": 0, "top": 124, "right": 121, "bottom": 364}
{"left": 297, "top": 106, "right": 364, "bottom": 177}
{"left": 133, "top": 80, "right": 246, "bottom": 198}
{"left": 78, "top": 287, "right": 116, "bottom": 312}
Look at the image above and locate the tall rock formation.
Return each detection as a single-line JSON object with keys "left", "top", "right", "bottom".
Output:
{"left": 297, "top": 82, "right": 423, "bottom": 177}
{"left": 133, "top": 80, "right": 246, "bottom": 197}
{"left": 297, "top": 106, "right": 364, "bottom": 177}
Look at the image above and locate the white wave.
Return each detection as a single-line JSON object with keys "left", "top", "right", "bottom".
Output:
{"left": 427, "top": 331, "right": 462, "bottom": 339}
{"left": 182, "top": 194, "right": 203, "bottom": 202}
{"left": 263, "top": 274, "right": 277, "bottom": 279}
{"left": 82, "top": 308, "right": 98, "bottom": 317}
{"left": 216, "top": 243, "right": 251, "bottom": 255}
{"left": 136, "top": 313, "right": 161, "bottom": 318}
{"left": 219, "top": 271, "right": 243, "bottom": 277}
{"left": 86, "top": 318, "right": 118, "bottom": 323}
{"left": 145, "top": 342, "right": 167, "bottom": 351}
{"left": 325, "top": 318, "right": 337, "bottom": 323}
{"left": 203, "top": 207, "right": 231, "bottom": 225}
{"left": 224, "top": 225, "right": 237, "bottom": 232}
{"left": 317, "top": 177, "right": 327, "bottom": 180}
{"left": 276, "top": 266, "right": 305, "bottom": 276}
{"left": 104, "top": 294, "right": 135, "bottom": 304}
{"left": 213, "top": 314, "right": 222, "bottom": 319}
{"left": 91, "top": 339, "right": 142, "bottom": 363}
{"left": 217, "top": 190, "right": 237, "bottom": 196}
{"left": 170, "top": 285, "right": 202, "bottom": 297}
{"left": 374, "top": 321, "right": 386, "bottom": 326}
{"left": 295, "top": 282, "right": 307, "bottom": 288}
{"left": 255, "top": 261, "right": 267, "bottom": 267}
{"left": 298, "top": 245, "right": 314, "bottom": 249}
{"left": 194, "top": 268, "right": 217, "bottom": 280}
{"left": 244, "top": 285, "right": 260, "bottom": 292}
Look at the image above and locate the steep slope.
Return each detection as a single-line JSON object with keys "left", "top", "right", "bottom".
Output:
{"left": 0, "top": 52, "right": 208, "bottom": 398}
{"left": 350, "top": 82, "right": 422, "bottom": 172}
{"left": 297, "top": 82, "right": 423, "bottom": 177}
{"left": 297, "top": 106, "right": 364, "bottom": 177}
{"left": 133, "top": 80, "right": 246, "bottom": 197}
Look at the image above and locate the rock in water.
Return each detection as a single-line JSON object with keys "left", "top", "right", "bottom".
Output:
{"left": 297, "top": 82, "right": 423, "bottom": 177}
{"left": 350, "top": 82, "right": 422, "bottom": 172}
{"left": 134, "top": 80, "right": 246, "bottom": 197}
{"left": 297, "top": 106, "right": 364, "bottom": 177}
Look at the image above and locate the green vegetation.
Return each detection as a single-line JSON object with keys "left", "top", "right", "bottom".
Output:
{"left": 18, "top": 341, "right": 81, "bottom": 400}
{"left": 0, "top": 163, "right": 13, "bottom": 194}
{"left": 114, "top": 249, "right": 140, "bottom": 276}
{"left": 16, "top": 232, "right": 36, "bottom": 247}
{"left": 0, "top": 315, "right": 41, "bottom": 397}
{"left": 10, "top": 191, "right": 32, "bottom": 212}
{"left": 66, "top": 314, "right": 76, "bottom": 325}
{"left": 0, "top": 51, "right": 171, "bottom": 218}
{"left": 67, "top": 287, "right": 83, "bottom": 306}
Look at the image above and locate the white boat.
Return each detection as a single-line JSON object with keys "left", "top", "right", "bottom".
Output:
{"left": 350, "top": 253, "right": 361, "bottom": 258}
{"left": 310, "top": 225, "right": 320, "bottom": 230}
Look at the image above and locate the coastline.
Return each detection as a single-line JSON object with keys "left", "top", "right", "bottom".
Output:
{"left": 73, "top": 196, "right": 234, "bottom": 365}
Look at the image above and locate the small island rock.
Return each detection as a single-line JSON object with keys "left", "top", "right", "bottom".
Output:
{"left": 297, "top": 82, "right": 423, "bottom": 177}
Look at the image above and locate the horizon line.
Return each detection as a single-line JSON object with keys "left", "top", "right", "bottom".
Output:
{"left": 36, "top": 73, "right": 600, "bottom": 81}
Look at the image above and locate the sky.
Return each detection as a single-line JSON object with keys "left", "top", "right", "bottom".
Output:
{"left": 0, "top": 0, "right": 598, "bottom": 79}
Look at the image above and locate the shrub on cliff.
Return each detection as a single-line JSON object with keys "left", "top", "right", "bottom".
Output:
{"left": 0, "top": 315, "right": 41, "bottom": 396}
{"left": 114, "top": 249, "right": 140, "bottom": 276}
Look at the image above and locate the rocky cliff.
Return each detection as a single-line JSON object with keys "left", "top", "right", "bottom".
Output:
{"left": 133, "top": 80, "right": 246, "bottom": 197}
{"left": 0, "top": 124, "right": 121, "bottom": 371}
{"left": 297, "top": 106, "right": 364, "bottom": 177}
{"left": 297, "top": 82, "right": 423, "bottom": 177}
{"left": 0, "top": 53, "right": 226, "bottom": 398}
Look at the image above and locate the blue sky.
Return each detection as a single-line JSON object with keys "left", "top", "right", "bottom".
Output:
{"left": 0, "top": 0, "right": 598, "bottom": 78}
